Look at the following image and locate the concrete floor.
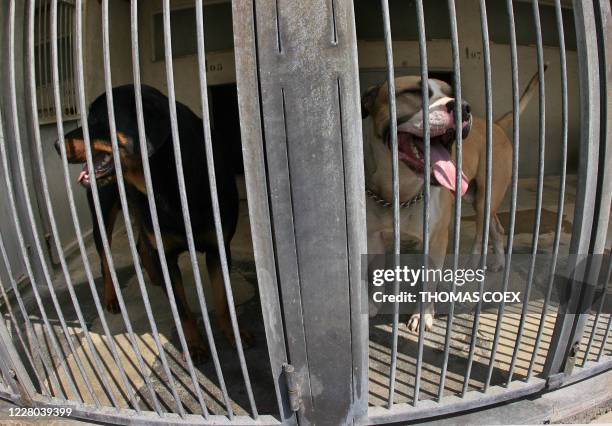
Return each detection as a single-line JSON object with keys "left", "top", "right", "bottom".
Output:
{"left": 1, "top": 175, "right": 611, "bottom": 417}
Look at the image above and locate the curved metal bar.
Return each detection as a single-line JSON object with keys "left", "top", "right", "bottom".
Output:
{"left": 43, "top": 0, "right": 150, "bottom": 412}
{"left": 0, "top": 232, "right": 57, "bottom": 397}
{"left": 414, "top": 0, "right": 430, "bottom": 406}
{"left": 5, "top": 0, "right": 92, "bottom": 405}
{"left": 582, "top": 256, "right": 612, "bottom": 364}
{"left": 438, "top": 0, "right": 463, "bottom": 402}
{"left": 379, "top": 0, "right": 400, "bottom": 408}
{"left": 485, "top": 0, "right": 521, "bottom": 391}
{"left": 193, "top": 0, "right": 237, "bottom": 417}
{"left": 27, "top": 0, "right": 124, "bottom": 409}
{"left": 462, "top": 0, "right": 493, "bottom": 397}
{"left": 0, "top": 276, "right": 47, "bottom": 395}
{"left": 528, "top": 0, "right": 569, "bottom": 380}
{"left": 507, "top": 0, "right": 547, "bottom": 385}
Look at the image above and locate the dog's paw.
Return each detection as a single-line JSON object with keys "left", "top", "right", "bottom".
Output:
{"left": 227, "top": 327, "right": 255, "bottom": 349}
{"left": 184, "top": 345, "right": 209, "bottom": 365}
{"left": 105, "top": 298, "right": 121, "bottom": 314}
{"left": 406, "top": 313, "right": 434, "bottom": 333}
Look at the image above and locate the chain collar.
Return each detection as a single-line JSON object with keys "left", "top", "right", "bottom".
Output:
{"left": 365, "top": 186, "right": 425, "bottom": 209}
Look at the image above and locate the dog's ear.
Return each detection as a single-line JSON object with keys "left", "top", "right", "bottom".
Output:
{"left": 141, "top": 90, "right": 171, "bottom": 157}
{"left": 361, "top": 85, "right": 380, "bottom": 119}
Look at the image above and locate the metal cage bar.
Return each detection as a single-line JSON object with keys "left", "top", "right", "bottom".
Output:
{"left": 100, "top": 0, "right": 182, "bottom": 414}
{"left": 543, "top": 0, "right": 603, "bottom": 378}
{"left": 379, "top": 0, "right": 401, "bottom": 408}
{"left": 413, "top": 0, "right": 430, "bottom": 406}
{"left": 39, "top": 0, "right": 149, "bottom": 412}
{"left": 194, "top": 0, "right": 247, "bottom": 418}
{"left": 527, "top": 0, "right": 569, "bottom": 382}
{"left": 27, "top": 0, "right": 123, "bottom": 409}
{"left": 438, "top": 0, "right": 463, "bottom": 402}
{"left": 0, "top": 274, "right": 48, "bottom": 396}
{"left": 161, "top": 0, "right": 257, "bottom": 416}
{"left": 582, "top": 257, "right": 612, "bottom": 364}
{"left": 3, "top": 0, "right": 91, "bottom": 405}
{"left": 506, "top": 0, "right": 547, "bottom": 386}
{"left": 462, "top": 0, "right": 493, "bottom": 396}
{"left": 485, "top": 0, "right": 522, "bottom": 390}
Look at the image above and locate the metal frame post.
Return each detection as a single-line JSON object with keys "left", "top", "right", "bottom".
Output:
{"left": 543, "top": 0, "right": 604, "bottom": 378}
{"left": 232, "top": 0, "right": 368, "bottom": 424}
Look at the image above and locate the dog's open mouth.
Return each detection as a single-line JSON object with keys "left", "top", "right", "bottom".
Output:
{"left": 388, "top": 118, "right": 471, "bottom": 196}
{"left": 77, "top": 152, "right": 115, "bottom": 187}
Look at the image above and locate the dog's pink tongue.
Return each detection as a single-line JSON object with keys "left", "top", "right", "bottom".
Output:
{"left": 77, "top": 170, "right": 88, "bottom": 183}
{"left": 430, "top": 144, "right": 469, "bottom": 196}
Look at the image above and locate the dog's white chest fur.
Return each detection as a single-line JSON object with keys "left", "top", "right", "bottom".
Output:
{"left": 366, "top": 186, "right": 446, "bottom": 250}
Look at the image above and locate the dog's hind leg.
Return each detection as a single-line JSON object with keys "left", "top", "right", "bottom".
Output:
{"left": 488, "top": 214, "right": 506, "bottom": 272}
{"left": 89, "top": 187, "right": 121, "bottom": 314}
{"left": 137, "top": 235, "right": 208, "bottom": 363}
{"left": 206, "top": 249, "right": 254, "bottom": 348}
{"left": 167, "top": 254, "right": 209, "bottom": 364}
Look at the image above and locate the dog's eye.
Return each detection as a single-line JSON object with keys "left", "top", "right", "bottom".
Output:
{"left": 397, "top": 88, "right": 420, "bottom": 96}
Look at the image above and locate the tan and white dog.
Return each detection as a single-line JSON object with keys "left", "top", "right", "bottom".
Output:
{"left": 362, "top": 68, "right": 544, "bottom": 331}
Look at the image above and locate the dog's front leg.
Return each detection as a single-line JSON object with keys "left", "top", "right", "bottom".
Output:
{"left": 407, "top": 216, "right": 450, "bottom": 333}
{"left": 488, "top": 214, "right": 506, "bottom": 272}
{"left": 89, "top": 188, "right": 121, "bottom": 314}
{"left": 206, "top": 250, "right": 254, "bottom": 348}
{"left": 137, "top": 235, "right": 208, "bottom": 363}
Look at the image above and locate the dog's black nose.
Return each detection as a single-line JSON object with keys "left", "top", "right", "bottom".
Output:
{"left": 446, "top": 100, "right": 471, "bottom": 119}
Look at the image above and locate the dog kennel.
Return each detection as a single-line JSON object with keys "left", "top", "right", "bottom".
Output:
{"left": 0, "top": 0, "right": 610, "bottom": 424}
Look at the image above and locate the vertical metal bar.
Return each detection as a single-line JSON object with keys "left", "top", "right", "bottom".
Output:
{"left": 438, "top": 0, "right": 462, "bottom": 401}
{"left": 485, "top": 0, "right": 521, "bottom": 390}
{"left": 25, "top": 0, "right": 121, "bottom": 408}
{"left": 99, "top": 0, "right": 177, "bottom": 415}
{"left": 577, "top": 2, "right": 612, "bottom": 366}
{"left": 36, "top": 0, "right": 45, "bottom": 116}
{"left": 462, "top": 0, "right": 493, "bottom": 397}
{"left": 123, "top": 0, "right": 210, "bottom": 416}
{"left": 47, "top": 0, "right": 146, "bottom": 412}
{"left": 582, "top": 257, "right": 612, "bottom": 364}
{"left": 127, "top": 1, "right": 189, "bottom": 418}
{"left": 0, "top": 317, "right": 35, "bottom": 404}
{"left": 58, "top": 0, "right": 65, "bottom": 113}
{"left": 42, "top": 0, "right": 50, "bottom": 118}
{"left": 507, "top": 0, "right": 547, "bottom": 386}
{"left": 414, "top": 0, "right": 429, "bottom": 406}
{"left": 231, "top": 0, "right": 295, "bottom": 421}
{"left": 543, "top": 0, "right": 601, "bottom": 378}
{"left": 0, "top": 231, "right": 63, "bottom": 398}
{"left": 193, "top": 0, "right": 237, "bottom": 417}
{"left": 380, "top": 0, "right": 400, "bottom": 408}
{"left": 68, "top": 4, "right": 76, "bottom": 115}
{"left": 0, "top": 276, "right": 48, "bottom": 395}
{"left": 527, "top": 0, "right": 569, "bottom": 381}
{"left": 161, "top": 0, "right": 259, "bottom": 416}
{"left": 7, "top": 0, "right": 96, "bottom": 405}
{"left": 597, "top": 314, "right": 612, "bottom": 361}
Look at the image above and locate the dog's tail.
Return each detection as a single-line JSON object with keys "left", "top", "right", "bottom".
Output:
{"left": 495, "top": 62, "right": 549, "bottom": 130}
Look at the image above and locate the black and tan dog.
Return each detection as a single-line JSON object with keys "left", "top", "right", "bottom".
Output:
{"left": 362, "top": 68, "right": 544, "bottom": 331}
{"left": 55, "top": 84, "right": 246, "bottom": 361}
